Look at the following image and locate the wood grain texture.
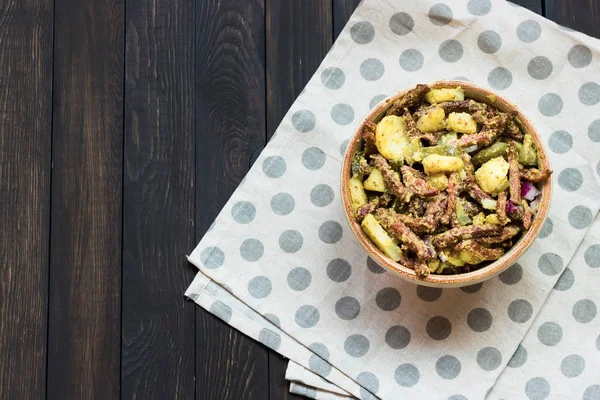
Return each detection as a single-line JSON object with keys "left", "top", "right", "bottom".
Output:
{"left": 265, "top": 2, "right": 333, "bottom": 399}
{"left": 47, "top": 0, "right": 123, "bottom": 398}
{"left": 266, "top": 0, "right": 333, "bottom": 139}
{"left": 195, "top": 1, "right": 268, "bottom": 399}
{"left": 333, "top": 0, "right": 362, "bottom": 39}
{"left": 121, "top": 0, "right": 196, "bottom": 399}
{"left": 546, "top": 0, "right": 600, "bottom": 38}
{"left": 0, "top": 0, "right": 53, "bottom": 398}
{"left": 511, "top": 0, "right": 543, "bottom": 13}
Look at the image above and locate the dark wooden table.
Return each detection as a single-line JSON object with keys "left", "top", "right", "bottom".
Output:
{"left": 1, "top": 1, "right": 598, "bottom": 399}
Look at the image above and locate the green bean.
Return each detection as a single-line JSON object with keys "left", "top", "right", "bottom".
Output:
{"left": 472, "top": 142, "right": 508, "bottom": 164}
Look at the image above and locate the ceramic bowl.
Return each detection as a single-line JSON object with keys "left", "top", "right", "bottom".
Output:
{"left": 340, "top": 80, "right": 552, "bottom": 288}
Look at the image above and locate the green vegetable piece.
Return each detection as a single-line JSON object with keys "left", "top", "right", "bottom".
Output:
{"left": 420, "top": 144, "right": 460, "bottom": 158}
{"left": 439, "top": 132, "right": 458, "bottom": 146}
{"left": 472, "top": 142, "right": 508, "bottom": 165}
{"left": 455, "top": 200, "right": 472, "bottom": 226}
{"left": 351, "top": 150, "right": 365, "bottom": 177}
{"left": 521, "top": 134, "right": 537, "bottom": 166}
{"left": 402, "top": 138, "right": 423, "bottom": 166}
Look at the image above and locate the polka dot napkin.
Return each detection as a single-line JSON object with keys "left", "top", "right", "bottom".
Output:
{"left": 185, "top": 0, "right": 600, "bottom": 399}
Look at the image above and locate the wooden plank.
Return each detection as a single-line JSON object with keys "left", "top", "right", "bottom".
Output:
{"left": 266, "top": 0, "right": 333, "bottom": 139}
{"left": 120, "top": 0, "right": 196, "bottom": 399}
{"left": 47, "top": 0, "right": 123, "bottom": 398}
{"left": 265, "top": 2, "right": 332, "bottom": 398}
{"left": 512, "top": 0, "right": 543, "bottom": 14}
{"left": 333, "top": 0, "right": 361, "bottom": 39}
{"left": 195, "top": 1, "right": 269, "bottom": 399}
{"left": 0, "top": 0, "right": 52, "bottom": 398}
{"left": 546, "top": 0, "right": 600, "bottom": 38}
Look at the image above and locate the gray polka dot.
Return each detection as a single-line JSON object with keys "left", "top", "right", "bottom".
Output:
{"left": 200, "top": 247, "right": 225, "bottom": 269}
{"left": 436, "top": 355, "right": 461, "bottom": 379}
{"left": 262, "top": 155, "right": 287, "bottom": 178}
{"left": 477, "top": 347, "right": 502, "bottom": 371}
{"left": 478, "top": 30, "right": 502, "bottom": 54}
{"left": 264, "top": 313, "right": 281, "bottom": 327}
{"left": 309, "top": 343, "right": 332, "bottom": 376}
{"left": 210, "top": 301, "right": 232, "bottom": 322}
{"left": 499, "top": 263, "right": 523, "bottom": 285}
{"left": 517, "top": 20, "right": 541, "bottom": 43}
{"left": 294, "top": 385, "right": 317, "bottom": 398}
{"left": 468, "top": 308, "right": 493, "bottom": 332}
{"left": 367, "top": 257, "right": 386, "bottom": 274}
{"left": 295, "top": 305, "right": 320, "bottom": 328}
{"left": 429, "top": 3, "right": 453, "bottom": 26}
{"left": 360, "top": 58, "right": 385, "bottom": 81}
{"left": 528, "top": 56, "right": 553, "bottom": 80}
{"left": 569, "top": 205, "right": 593, "bottom": 229}
{"left": 584, "top": 385, "right": 600, "bottom": 400}
{"left": 487, "top": 67, "right": 512, "bottom": 90}
{"left": 468, "top": 0, "right": 491, "bottom": 15}
{"left": 439, "top": 40, "right": 463, "bottom": 63}
{"left": 460, "top": 283, "right": 483, "bottom": 293}
{"left": 335, "top": 296, "right": 361, "bottom": 320}
{"left": 508, "top": 299, "right": 533, "bottom": 323}
{"left": 319, "top": 221, "right": 343, "bottom": 244}
{"left": 579, "top": 82, "right": 600, "bottom": 105}
{"left": 232, "top": 201, "right": 256, "bottom": 224}
{"left": 525, "top": 377, "right": 550, "bottom": 400}
{"left": 589, "top": 119, "right": 600, "bottom": 142}
{"left": 538, "top": 93, "right": 562, "bottom": 116}
{"left": 385, "top": 325, "right": 411, "bottom": 349}
{"left": 417, "top": 285, "right": 442, "bottom": 301}
{"left": 344, "top": 334, "right": 370, "bottom": 357}
{"left": 271, "top": 192, "right": 295, "bottom": 215}
{"left": 287, "top": 267, "right": 312, "bottom": 291}
{"left": 321, "top": 67, "right": 345, "bottom": 90}
{"left": 427, "top": 316, "right": 452, "bottom": 340}
{"left": 508, "top": 344, "right": 527, "bottom": 368}
{"left": 568, "top": 45, "right": 593, "bottom": 68}
{"left": 399, "top": 49, "right": 424, "bottom": 71}
{"left": 310, "top": 184, "right": 334, "bottom": 207}
{"left": 357, "top": 372, "right": 379, "bottom": 394}
{"left": 369, "top": 94, "right": 387, "bottom": 109}
{"left": 584, "top": 244, "right": 600, "bottom": 268}
{"left": 340, "top": 139, "right": 350, "bottom": 156}
{"left": 350, "top": 21, "right": 375, "bottom": 44}
{"left": 548, "top": 130, "right": 572, "bottom": 153}
{"left": 248, "top": 276, "right": 272, "bottom": 299}
{"left": 560, "top": 354, "right": 585, "bottom": 377}
{"left": 327, "top": 258, "right": 352, "bottom": 282}
{"left": 554, "top": 267, "right": 574, "bottom": 291}
{"left": 573, "top": 299, "right": 597, "bottom": 323}
{"left": 258, "top": 328, "right": 281, "bottom": 350}
{"left": 537, "top": 321, "right": 563, "bottom": 346}
{"left": 331, "top": 103, "right": 355, "bottom": 125}
{"left": 395, "top": 364, "right": 420, "bottom": 387}
{"left": 291, "top": 110, "right": 316, "bottom": 133}
{"left": 448, "top": 396, "right": 468, "bottom": 400}
{"left": 279, "top": 230, "right": 303, "bottom": 253}
{"left": 539, "top": 218, "right": 553, "bottom": 239}
{"left": 302, "top": 147, "right": 326, "bottom": 170}
{"left": 389, "top": 12, "right": 414, "bottom": 35}
{"left": 376, "top": 287, "right": 401, "bottom": 311}
{"left": 538, "top": 253, "right": 563, "bottom": 275}
{"left": 558, "top": 168, "right": 583, "bottom": 192}
{"left": 240, "top": 238, "right": 264, "bottom": 262}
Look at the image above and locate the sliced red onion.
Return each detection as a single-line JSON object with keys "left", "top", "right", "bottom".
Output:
{"left": 438, "top": 251, "right": 448, "bottom": 262}
{"left": 521, "top": 180, "right": 540, "bottom": 201}
{"left": 424, "top": 235, "right": 436, "bottom": 254}
{"left": 506, "top": 201, "right": 517, "bottom": 213}
{"left": 530, "top": 197, "right": 541, "bottom": 213}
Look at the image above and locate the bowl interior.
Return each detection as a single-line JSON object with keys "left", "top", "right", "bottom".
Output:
{"left": 341, "top": 80, "right": 552, "bottom": 288}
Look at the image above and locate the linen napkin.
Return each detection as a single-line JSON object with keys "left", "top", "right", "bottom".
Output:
{"left": 186, "top": 0, "right": 600, "bottom": 398}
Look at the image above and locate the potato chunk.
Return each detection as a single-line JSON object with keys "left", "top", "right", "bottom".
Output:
{"left": 422, "top": 154, "right": 464, "bottom": 175}
{"left": 425, "top": 87, "right": 465, "bottom": 103}
{"left": 416, "top": 107, "right": 446, "bottom": 132}
{"left": 446, "top": 112, "right": 477, "bottom": 134}
{"left": 361, "top": 214, "right": 403, "bottom": 261}
{"left": 475, "top": 156, "right": 510, "bottom": 195}
{"left": 426, "top": 172, "right": 449, "bottom": 190}
{"left": 375, "top": 115, "right": 410, "bottom": 162}
{"left": 363, "top": 168, "right": 386, "bottom": 192}
{"left": 349, "top": 177, "right": 368, "bottom": 210}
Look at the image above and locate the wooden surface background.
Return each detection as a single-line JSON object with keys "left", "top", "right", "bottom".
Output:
{"left": 0, "top": 0, "right": 598, "bottom": 399}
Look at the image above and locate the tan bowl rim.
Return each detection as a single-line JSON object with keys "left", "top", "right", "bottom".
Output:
{"left": 340, "top": 80, "right": 553, "bottom": 288}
